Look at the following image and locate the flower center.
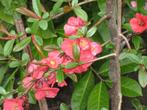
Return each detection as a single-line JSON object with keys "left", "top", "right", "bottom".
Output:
{"left": 50, "top": 60, "right": 56, "bottom": 66}
{"left": 138, "top": 19, "right": 145, "bottom": 26}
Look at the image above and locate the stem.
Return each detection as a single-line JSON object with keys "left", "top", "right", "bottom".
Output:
{"left": 15, "top": 18, "right": 48, "bottom": 110}
{"left": 87, "top": 53, "right": 116, "bottom": 63}
{"left": 90, "top": 14, "right": 110, "bottom": 28}
{"left": 52, "top": 0, "right": 97, "bottom": 19}
{"left": 120, "top": 33, "right": 131, "bottom": 50}
{"left": 90, "top": 67, "right": 104, "bottom": 81}
{"left": 106, "top": 0, "right": 122, "bottom": 109}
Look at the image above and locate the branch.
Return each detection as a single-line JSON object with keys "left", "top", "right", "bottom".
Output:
{"left": 14, "top": 18, "right": 48, "bottom": 110}
{"left": 52, "top": 0, "right": 96, "bottom": 19}
{"left": 106, "top": 0, "right": 122, "bottom": 109}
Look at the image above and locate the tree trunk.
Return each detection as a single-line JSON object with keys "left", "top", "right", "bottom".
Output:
{"left": 106, "top": 0, "right": 122, "bottom": 110}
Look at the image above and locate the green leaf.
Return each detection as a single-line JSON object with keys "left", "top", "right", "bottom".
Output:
{"left": 0, "top": 0, "right": 12, "bottom": 8}
{"left": 3, "top": 40, "right": 15, "bottom": 56}
{"left": 66, "top": 74, "right": 78, "bottom": 82}
{"left": 137, "top": 0, "right": 144, "bottom": 12}
{"left": 57, "top": 37, "right": 63, "bottom": 47}
{"left": 42, "top": 12, "right": 49, "bottom": 19}
{"left": 0, "top": 86, "right": 6, "bottom": 95}
{"left": 73, "top": 6, "right": 88, "bottom": 21}
{"left": 121, "top": 77, "right": 142, "bottom": 97}
{"left": 32, "top": 0, "right": 42, "bottom": 16}
{"left": 39, "top": 20, "right": 48, "bottom": 30}
{"left": 0, "top": 9, "right": 14, "bottom": 24}
{"left": 72, "top": 0, "right": 78, "bottom": 6}
{"left": 9, "top": 60, "right": 20, "bottom": 68}
{"left": 119, "top": 52, "right": 140, "bottom": 64}
{"left": 13, "top": 37, "right": 31, "bottom": 52}
{"left": 142, "top": 56, "right": 147, "bottom": 69}
{"left": 86, "top": 27, "right": 97, "bottom": 37}
{"left": 28, "top": 91, "right": 36, "bottom": 104}
{"left": 87, "top": 82, "right": 109, "bottom": 110}
{"left": 0, "top": 66, "right": 8, "bottom": 84}
{"left": 51, "top": 0, "right": 64, "bottom": 14}
{"left": 97, "top": 21, "right": 110, "bottom": 42}
{"left": 97, "top": 0, "right": 106, "bottom": 16}
{"left": 60, "top": 103, "right": 69, "bottom": 110}
{"left": 71, "top": 71, "right": 95, "bottom": 110}
{"left": 132, "top": 36, "right": 142, "bottom": 50}
{"left": 64, "top": 62, "right": 79, "bottom": 69}
{"left": 138, "top": 68, "right": 147, "bottom": 88}
{"left": 56, "top": 70, "right": 64, "bottom": 83}
{"left": 34, "top": 35, "right": 43, "bottom": 46}
{"left": 22, "top": 53, "right": 30, "bottom": 66}
{"left": 72, "top": 43, "right": 80, "bottom": 61}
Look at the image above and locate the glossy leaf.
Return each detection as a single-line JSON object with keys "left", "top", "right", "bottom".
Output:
{"left": 32, "top": 0, "right": 42, "bottom": 16}
{"left": 34, "top": 35, "right": 43, "bottom": 46}
{"left": 39, "top": 20, "right": 48, "bottom": 30}
{"left": 60, "top": 103, "right": 69, "bottom": 110}
{"left": 72, "top": 43, "right": 80, "bottom": 61}
{"left": 9, "top": 60, "right": 20, "bottom": 68}
{"left": 66, "top": 74, "right": 78, "bottom": 82}
{"left": 0, "top": 66, "right": 8, "bottom": 84}
{"left": 86, "top": 27, "right": 97, "bottom": 37}
{"left": 121, "top": 77, "right": 142, "bottom": 97}
{"left": 3, "top": 40, "right": 15, "bottom": 56}
{"left": 132, "top": 36, "right": 142, "bottom": 50}
{"left": 13, "top": 37, "right": 31, "bottom": 52}
{"left": 72, "top": 0, "right": 78, "bottom": 6}
{"left": 73, "top": 6, "right": 88, "bottom": 21}
{"left": 71, "top": 71, "right": 95, "bottom": 110}
{"left": 87, "top": 82, "right": 109, "bottom": 110}
{"left": 56, "top": 70, "right": 64, "bottom": 83}
{"left": 138, "top": 68, "right": 147, "bottom": 88}
{"left": 64, "top": 62, "right": 79, "bottom": 69}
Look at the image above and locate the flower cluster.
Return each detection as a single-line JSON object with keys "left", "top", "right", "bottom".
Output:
{"left": 3, "top": 16, "right": 102, "bottom": 110}
{"left": 3, "top": 97, "right": 25, "bottom": 110}
{"left": 130, "top": 13, "right": 147, "bottom": 33}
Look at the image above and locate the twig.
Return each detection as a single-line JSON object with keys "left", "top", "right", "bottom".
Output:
{"left": 87, "top": 53, "right": 116, "bottom": 63}
{"left": 90, "top": 14, "right": 110, "bottom": 28}
{"left": 52, "top": 0, "right": 96, "bottom": 19}
{"left": 90, "top": 67, "right": 104, "bottom": 81}
{"left": 120, "top": 33, "right": 131, "bottom": 49}
{"left": 101, "top": 40, "right": 111, "bottom": 47}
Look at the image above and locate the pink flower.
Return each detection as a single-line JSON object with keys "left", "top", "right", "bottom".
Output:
{"left": 61, "top": 37, "right": 102, "bottom": 74}
{"left": 28, "top": 60, "right": 38, "bottom": 73}
{"left": 130, "top": 13, "right": 147, "bottom": 33}
{"left": 64, "top": 17, "right": 85, "bottom": 36}
{"left": 34, "top": 82, "right": 59, "bottom": 100}
{"left": 22, "top": 77, "right": 34, "bottom": 89}
{"left": 3, "top": 98, "right": 24, "bottom": 110}
{"left": 130, "top": 1, "right": 137, "bottom": 8}
{"left": 32, "top": 66, "right": 48, "bottom": 79}
{"left": 90, "top": 42, "right": 102, "bottom": 56}
{"left": 45, "top": 51, "right": 63, "bottom": 69}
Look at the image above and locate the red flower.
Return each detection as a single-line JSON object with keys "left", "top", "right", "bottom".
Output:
{"left": 22, "top": 77, "right": 34, "bottom": 89}
{"left": 64, "top": 17, "right": 85, "bottom": 36}
{"left": 34, "top": 82, "right": 59, "bottom": 100}
{"left": 130, "top": 13, "right": 147, "bottom": 33}
{"left": 61, "top": 38, "right": 102, "bottom": 74}
{"left": 3, "top": 98, "right": 24, "bottom": 110}
{"left": 45, "top": 51, "right": 63, "bottom": 69}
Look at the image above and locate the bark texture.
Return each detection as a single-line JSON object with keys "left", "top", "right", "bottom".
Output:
{"left": 15, "top": 18, "right": 49, "bottom": 110}
{"left": 106, "top": 0, "right": 122, "bottom": 110}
